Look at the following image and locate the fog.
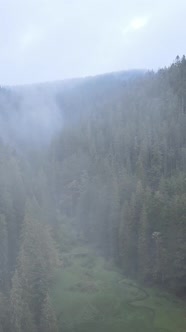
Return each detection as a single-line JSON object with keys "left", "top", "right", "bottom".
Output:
{"left": 0, "top": 86, "right": 64, "bottom": 147}
{"left": 0, "top": 70, "right": 142, "bottom": 148}
{"left": 0, "top": 48, "right": 185, "bottom": 331}
{"left": 0, "top": 2, "right": 185, "bottom": 331}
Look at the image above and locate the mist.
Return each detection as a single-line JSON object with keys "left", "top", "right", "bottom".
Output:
{"left": 0, "top": 58, "right": 186, "bottom": 332}
{"left": 0, "top": 85, "right": 64, "bottom": 148}
{"left": 0, "top": 1, "right": 186, "bottom": 331}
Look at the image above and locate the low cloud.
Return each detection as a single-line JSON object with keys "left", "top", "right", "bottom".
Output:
{"left": 0, "top": 0, "right": 186, "bottom": 85}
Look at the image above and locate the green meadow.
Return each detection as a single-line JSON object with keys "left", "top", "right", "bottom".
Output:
{"left": 51, "top": 248, "right": 186, "bottom": 332}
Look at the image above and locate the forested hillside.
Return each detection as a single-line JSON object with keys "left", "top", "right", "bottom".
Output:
{"left": 0, "top": 58, "right": 185, "bottom": 331}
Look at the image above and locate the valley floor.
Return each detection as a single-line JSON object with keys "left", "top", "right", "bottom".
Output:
{"left": 51, "top": 246, "right": 186, "bottom": 332}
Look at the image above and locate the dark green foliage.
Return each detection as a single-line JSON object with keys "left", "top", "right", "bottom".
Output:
{"left": 10, "top": 204, "right": 59, "bottom": 331}
{"left": 40, "top": 293, "right": 58, "bottom": 332}
{"left": 0, "top": 59, "right": 185, "bottom": 331}
{"left": 48, "top": 58, "right": 186, "bottom": 291}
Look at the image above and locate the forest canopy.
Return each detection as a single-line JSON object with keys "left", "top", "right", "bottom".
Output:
{"left": 0, "top": 57, "right": 185, "bottom": 331}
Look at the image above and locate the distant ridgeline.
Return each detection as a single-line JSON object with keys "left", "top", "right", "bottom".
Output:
{"left": 0, "top": 58, "right": 185, "bottom": 331}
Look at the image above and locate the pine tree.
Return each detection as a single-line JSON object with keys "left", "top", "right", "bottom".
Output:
{"left": 40, "top": 293, "right": 58, "bottom": 332}
{"left": 0, "top": 292, "right": 10, "bottom": 332}
{"left": 10, "top": 270, "right": 36, "bottom": 332}
{"left": 0, "top": 214, "right": 8, "bottom": 290}
{"left": 138, "top": 198, "right": 152, "bottom": 281}
{"left": 10, "top": 198, "right": 59, "bottom": 329}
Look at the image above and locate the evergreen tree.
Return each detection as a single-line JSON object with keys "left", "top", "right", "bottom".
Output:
{"left": 40, "top": 293, "right": 58, "bottom": 332}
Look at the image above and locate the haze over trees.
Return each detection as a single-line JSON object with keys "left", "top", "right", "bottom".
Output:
{"left": 0, "top": 57, "right": 185, "bottom": 331}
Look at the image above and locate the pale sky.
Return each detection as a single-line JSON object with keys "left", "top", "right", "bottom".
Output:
{"left": 0, "top": 0, "right": 186, "bottom": 85}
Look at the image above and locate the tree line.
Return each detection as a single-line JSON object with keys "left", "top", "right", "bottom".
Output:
{"left": 0, "top": 57, "right": 185, "bottom": 331}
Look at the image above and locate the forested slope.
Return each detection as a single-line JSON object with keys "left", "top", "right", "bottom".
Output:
{"left": 50, "top": 57, "right": 186, "bottom": 291}
{"left": 0, "top": 58, "right": 185, "bottom": 331}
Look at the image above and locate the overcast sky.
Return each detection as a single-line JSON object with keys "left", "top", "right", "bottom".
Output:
{"left": 0, "top": 0, "right": 186, "bottom": 85}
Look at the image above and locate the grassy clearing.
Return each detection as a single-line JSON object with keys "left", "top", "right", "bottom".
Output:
{"left": 51, "top": 248, "right": 186, "bottom": 332}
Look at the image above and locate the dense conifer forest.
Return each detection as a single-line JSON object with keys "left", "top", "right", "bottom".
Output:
{"left": 0, "top": 57, "right": 185, "bottom": 331}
